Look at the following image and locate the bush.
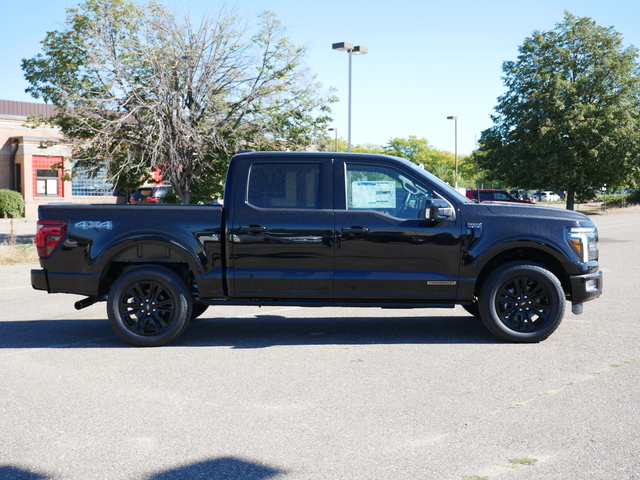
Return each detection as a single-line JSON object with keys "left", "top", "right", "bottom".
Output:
{"left": 600, "top": 191, "right": 640, "bottom": 208}
{"left": 0, "top": 242, "right": 38, "bottom": 264}
{"left": 603, "top": 194, "right": 626, "bottom": 208}
{"left": 0, "top": 189, "right": 24, "bottom": 218}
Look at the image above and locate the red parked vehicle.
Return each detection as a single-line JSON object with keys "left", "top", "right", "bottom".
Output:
{"left": 466, "top": 189, "right": 534, "bottom": 204}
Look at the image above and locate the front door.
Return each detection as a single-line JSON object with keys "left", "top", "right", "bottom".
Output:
{"left": 333, "top": 160, "right": 462, "bottom": 302}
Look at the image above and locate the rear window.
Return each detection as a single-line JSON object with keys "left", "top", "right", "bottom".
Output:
{"left": 247, "top": 163, "right": 321, "bottom": 209}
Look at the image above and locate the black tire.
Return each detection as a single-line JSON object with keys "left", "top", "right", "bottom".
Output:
{"left": 478, "top": 261, "right": 565, "bottom": 343}
{"left": 107, "top": 266, "right": 192, "bottom": 346}
{"left": 190, "top": 302, "right": 209, "bottom": 320}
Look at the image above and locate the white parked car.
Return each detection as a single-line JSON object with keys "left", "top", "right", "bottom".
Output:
{"left": 533, "top": 191, "right": 562, "bottom": 202}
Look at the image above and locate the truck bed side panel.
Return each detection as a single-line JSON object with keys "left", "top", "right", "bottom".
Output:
{"left": 35, "top": 204, "right": 224, "bottom": 298}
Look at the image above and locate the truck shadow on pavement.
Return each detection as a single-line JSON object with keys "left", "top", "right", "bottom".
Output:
{"left": 0, "top": 456, "right": 282, "bottom": 480}
{"left": 181, "top": 314, "right": 498, "bottom": 347}
{"left": 0, "top": 314, "right": 498, "bottom": 349}
{"left": 0, "top": 465, "right": 48, "bottom": 480}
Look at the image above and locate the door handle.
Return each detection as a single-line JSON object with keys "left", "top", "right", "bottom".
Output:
{"left": 239, "top": 225, "right": 268, "bottom": 234}
{"left": 341, "top": 227, "right": 370, "bottom": 237}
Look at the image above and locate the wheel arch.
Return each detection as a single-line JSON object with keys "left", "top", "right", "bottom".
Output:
{"left": 95, "top": 235, "right": 205, "bottom": 296}
{"left": 470, "top": 242, "right": 572, "bottom": 301}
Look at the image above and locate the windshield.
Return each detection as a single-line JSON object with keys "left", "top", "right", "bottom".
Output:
{"left": 402, "top": 158, "right": 471, "bottom": 204}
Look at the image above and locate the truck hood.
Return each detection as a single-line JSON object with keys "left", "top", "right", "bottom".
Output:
{"left": 462, "top": 202, "right": 595, "bottom": 227}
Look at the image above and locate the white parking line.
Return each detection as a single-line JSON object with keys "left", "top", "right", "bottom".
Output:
{"left": 598, "top": 222, "right": 640, "bottom": 229}
{"left": 0, "top": 285, "right": 32, "bottom": 291}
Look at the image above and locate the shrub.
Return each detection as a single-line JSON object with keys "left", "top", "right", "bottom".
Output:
{"left": 601, "top": 191, "right": 640, "bottom": 208}
{"left": 0, "top": 189, "right": 24, "bottom": 218}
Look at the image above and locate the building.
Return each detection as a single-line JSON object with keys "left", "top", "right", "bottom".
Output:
{"left": 0, "top": 99, "right": 121, "bottom": 218}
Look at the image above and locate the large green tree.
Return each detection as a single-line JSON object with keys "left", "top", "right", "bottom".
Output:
{"left": 385, "top": 136, "right": 475, "bottom": 187}
{"left": 23, "top": 0, "right": 335, "bottom": 203}
{"left": 479, "top": 12, "right": 640, "bottom": 209}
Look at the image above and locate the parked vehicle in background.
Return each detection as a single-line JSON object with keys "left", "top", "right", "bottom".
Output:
{"left": 510, "top": 189, "right": 536, "bottom": 203}
{"left": 130, "top": 184, "right": 171, "bottom": 204}
{"left": 466, "top": 189, "right": 534, "bottom": 204}
{"left": 533, "top": 191, "right": 562, "bottom": 202}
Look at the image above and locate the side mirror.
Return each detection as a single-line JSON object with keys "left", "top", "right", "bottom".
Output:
{"left": 425, "top": 199, "right": 455, "bottom": 222}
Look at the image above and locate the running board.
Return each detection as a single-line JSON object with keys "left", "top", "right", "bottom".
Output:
{"left": 198, "top": 299, "right": 456, "bottom": 309}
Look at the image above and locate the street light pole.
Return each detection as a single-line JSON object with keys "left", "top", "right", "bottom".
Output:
{"left": 332, "top": 42, "right": 368, "bottom": 152}
{"left": 447, "top": 116, "right": 458, "bottom": 188}
{"left": 328, "top": 127, "right": 338, "bottom": 152}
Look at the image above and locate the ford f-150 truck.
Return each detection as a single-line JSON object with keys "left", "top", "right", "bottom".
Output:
{"left": 31, "top": 151, "right": 603, "bottom": 346}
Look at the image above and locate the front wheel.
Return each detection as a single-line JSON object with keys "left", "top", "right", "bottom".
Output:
{"left": 107, "top": 266, "right": 192, "bottom": 346}
{"left": 478, "top": 262, "right": 565, "bottom": 343}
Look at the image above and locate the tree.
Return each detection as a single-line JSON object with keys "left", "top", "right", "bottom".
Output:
{"left": 478, "top": 12, "right": 640, "bottom": 209}
{"left": 385, "top": 136, "right": 473, "bottom": 187}
{"left": 23, "top": 0, "right": 335, "bottom": 203}
{"left": 386, "top": 136, "right": 447, "bottom": 166}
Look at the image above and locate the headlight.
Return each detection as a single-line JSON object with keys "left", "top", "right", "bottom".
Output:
{"left": 567, "top": 227, "right": 599, "bottom": 263}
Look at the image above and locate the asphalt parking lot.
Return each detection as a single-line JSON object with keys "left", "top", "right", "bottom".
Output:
{"left": 0, "top": 209, "right": 639, "bottom": 480}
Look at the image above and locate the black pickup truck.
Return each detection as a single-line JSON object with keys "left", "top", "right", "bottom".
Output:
{"left": 31, "top": 151, "right": 602, "bottom": 346}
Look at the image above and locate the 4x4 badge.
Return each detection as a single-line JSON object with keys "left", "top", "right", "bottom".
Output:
{"left": 74, "top": 221, "right": 113, "bottom": 231}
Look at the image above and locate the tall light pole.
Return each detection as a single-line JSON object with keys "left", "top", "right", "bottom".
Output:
{"left": 447, "top": 116, "right": 458, "bottom": 188}
{"left": 332, "top": 42, "right": 368, "bottom": 152}
{"left": 328, "top": 127, "right": 339, "bottom": 152}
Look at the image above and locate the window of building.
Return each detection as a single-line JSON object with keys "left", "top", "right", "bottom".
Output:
{"left": 72, "top": 165, "right": 114, "bottom": 196}
{"left": 36, "top": 169, "right": 59, "bottom": 196}
{"left": 32, "top": 156, "right": 64, "bottom": 197}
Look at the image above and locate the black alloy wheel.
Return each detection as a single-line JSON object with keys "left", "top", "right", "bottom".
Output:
{"left": 496, "top": 275, "right": 551, "bottom": 331}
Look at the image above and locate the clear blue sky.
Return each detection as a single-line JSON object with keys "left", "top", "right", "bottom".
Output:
{"left": 3, "top": 0, "right": 640, "bottom": 155}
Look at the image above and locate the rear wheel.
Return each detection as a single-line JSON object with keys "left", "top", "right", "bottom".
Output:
{"left": 478, "top": 262, "right": 565, "bottom": 343}
{"left": 107, "top": 266, "right": 192, "bottom": 346}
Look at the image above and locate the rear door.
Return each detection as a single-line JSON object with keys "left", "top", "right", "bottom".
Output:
{"left": 227, "top": 156, "right": 335, "bottom": 299}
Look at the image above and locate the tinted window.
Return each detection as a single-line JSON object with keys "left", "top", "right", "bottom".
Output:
{"left": 345, "top": 163, "right": 437, "bottom": 219}
{"left": 248, "top": 163, "right": 321, "bottom": 209}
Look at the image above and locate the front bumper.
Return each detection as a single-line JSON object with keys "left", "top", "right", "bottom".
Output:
{"left": 569, "top": 269, "right": 603, "bottom": 305}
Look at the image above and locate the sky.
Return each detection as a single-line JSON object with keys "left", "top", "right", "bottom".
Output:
{"left": 2, "top": 0, "right": 640, "bottom": 156}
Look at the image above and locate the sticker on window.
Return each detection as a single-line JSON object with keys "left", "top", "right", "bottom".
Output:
{"left": 351, "top": 181, "right": 396, "bottom": 208}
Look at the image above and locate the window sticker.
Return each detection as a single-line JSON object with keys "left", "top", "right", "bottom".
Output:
{"left": 351, "top": 181, "right": 396, "bottom": 209}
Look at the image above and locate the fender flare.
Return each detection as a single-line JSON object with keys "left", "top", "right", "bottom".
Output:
{"left": 92, "top": 231, "right": 206, "bottom": 284}
{"left": 459, "top": 236, "right": 575, "bottom": 300}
